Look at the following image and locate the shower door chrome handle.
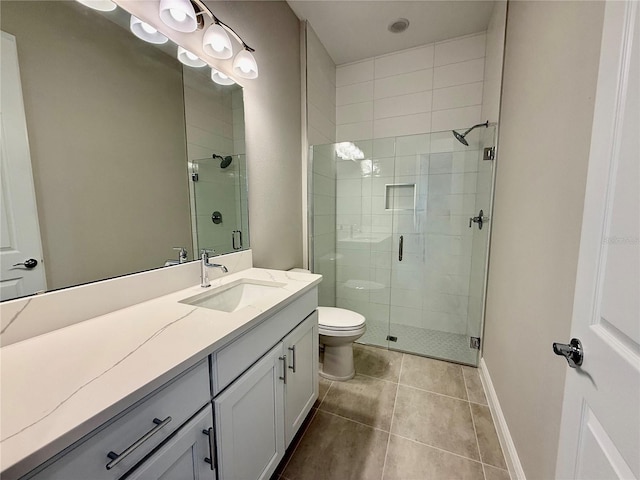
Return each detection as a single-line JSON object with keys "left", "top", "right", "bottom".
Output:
{"left": 232, "top": 230, "right": 243, "bottom": 250}
{"left": 469, "top": 209, "right": 486, "bottom": 230}
{"left": 398, "top": 235, "right": 403, "bottom": 261}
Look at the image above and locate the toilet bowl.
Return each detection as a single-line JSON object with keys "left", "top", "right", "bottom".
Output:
{"left": 289, "top": 269, "right": 366, "bottom": 381}
{"left": 317, "top": 307, "right": 366, "bottom": 381}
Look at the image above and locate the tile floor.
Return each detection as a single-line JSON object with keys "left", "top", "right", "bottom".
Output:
{"left": 274, "top": 344, "right": 510, "bottom": 480}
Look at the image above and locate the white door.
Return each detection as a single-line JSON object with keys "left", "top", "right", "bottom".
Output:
{"left": 555, "top": 2, "right": 640, "bottom": 479}
{"left": 0, "top": 31, "right": 47, "bottom": 301}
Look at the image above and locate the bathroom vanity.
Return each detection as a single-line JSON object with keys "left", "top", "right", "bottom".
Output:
{"left": 0, "top": 266, "right": 321, "bottom": 480}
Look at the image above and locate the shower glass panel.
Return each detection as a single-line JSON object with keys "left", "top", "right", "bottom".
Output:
{"left": 191, "top": 154, "right": 248, "bottom": 256}
{"left": 309, "top": 125, "right": 495, "bottom": 366}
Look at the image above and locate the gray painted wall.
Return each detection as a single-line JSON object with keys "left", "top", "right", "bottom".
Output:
{"left": 203, "top": 1, "right": 303, "bottom": 270}
{"left": 482, "top": 2, "right": 605, "bottom": 478}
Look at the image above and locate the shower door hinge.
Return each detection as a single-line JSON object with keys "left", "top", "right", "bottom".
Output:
{"left": 386, "top": 335, "right": 398, "bottom": 342}
{"left": 483, "top": 147, "right": 495, "bottom": 161}
{"left": 470, "top": 337, "right": 481, "bottom": 349}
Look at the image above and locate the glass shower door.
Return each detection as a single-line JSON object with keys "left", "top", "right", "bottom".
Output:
{"left": 385, "top": 126, "right": 496, "bottom": 365}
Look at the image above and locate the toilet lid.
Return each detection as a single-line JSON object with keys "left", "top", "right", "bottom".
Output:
{"left": 317, "top": 307, "right": 365, "bottom": 330}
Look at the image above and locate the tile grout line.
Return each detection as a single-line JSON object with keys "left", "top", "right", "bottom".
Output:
{"left": 317, "top": 378, "right": 333, "bottom": 409}
{"left": 279, "top": 376, "right": 332, "bottom": 478}
{"left": 390, "top": 431, "right": 484, "bottom": 466}
{"left": 381, "top": 353, "right": 404, "bottom": 480}
{"left": 316, "top": 407, "right": 391, "bottom": 435}
{"left": 278, "top": 405, "right": 320, "bottom": 477}
{"left": 463, "top": 367, "right": 487, "bottom": 479}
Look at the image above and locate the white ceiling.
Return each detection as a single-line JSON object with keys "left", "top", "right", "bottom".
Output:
{"left": 287, "top": 1, "right": 496, "bottom": 65}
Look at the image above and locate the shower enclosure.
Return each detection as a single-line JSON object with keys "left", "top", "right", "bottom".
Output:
{"left": 309, "top": 125, "right": 496, "bottom": 365}
{"left": 189, "top": 154, "right": 249, "bottom": 257}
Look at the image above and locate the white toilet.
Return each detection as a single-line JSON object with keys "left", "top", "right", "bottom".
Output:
{"left": 317, "top": 306, "right": 366, "bottom": 381}
{"left": 290, "top": 269, "right": 367, "bottom": 381}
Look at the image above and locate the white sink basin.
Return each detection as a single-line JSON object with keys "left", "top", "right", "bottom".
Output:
{"left": 180, "top": 279, "right": 286, "bottom": 313}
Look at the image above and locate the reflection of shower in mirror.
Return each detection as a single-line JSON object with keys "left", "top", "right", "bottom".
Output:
{"left": 212, "top": 153, "right": 233, "bottom": 169}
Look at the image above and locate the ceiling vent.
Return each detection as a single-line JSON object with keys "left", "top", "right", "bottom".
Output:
{"left": 388, "top": 18, "right": 410, "bottom": 34}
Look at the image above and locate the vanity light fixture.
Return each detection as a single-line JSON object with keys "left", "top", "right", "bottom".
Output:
{"left": 203, "top": 22, "right": 233, "bottom": 59}
{"left": 232, "top": 48, "right": 258, "bottom": 79}
{"left": 75, "top": 0, "right": 117, "bottom": 12}
{"left": 159, "top": 0, "right": 197, "bottom": 33}
{"left": 188, "top": 0, "right": 258, "bottom": 79}
{"left": 211, "top": 68, "right": 236, "bottom": 86}
{"left": 178, "top": 46, "right": 207, "bottom": 67}
{"left": 130, "top": 16, "right": 169, "bottom": 44}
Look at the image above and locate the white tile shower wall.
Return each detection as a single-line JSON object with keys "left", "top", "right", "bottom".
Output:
{"left": 336, "top": 32, "right": 487, "bottom": 141}
{"left": 307, "top": 25, "right": 337, "bottom": 146}
{"left": 306, "top": 25, "right": 337, "bottom": 306}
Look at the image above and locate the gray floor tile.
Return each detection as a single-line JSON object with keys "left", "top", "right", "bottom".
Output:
{"left": 483, "top": 465, "right": 511, "bottom": 480}
{"left": 462, "top": 366, "right": 488, "bottom": 405}
{"left": 400, "top": 354, "right": 468, "bottom": 400}
{"left": 354, "top": 344, "right": 403, "bottom": 382}
{"left": 392, "top": 385, "right": 480, "bottom": 461}
{"left": 470, "top": 403, "right": 507, "bottom": 469}
{"left": 314, "top": 376, "right": 332, "bottom": 408}
{"left": 320, "top": 374, "right": 397, "bottom": 431}
{"left": 383, "top": 434, "right": 484, "bottom": 480}
{"left": 283, "top": 410, "right": 389, "bottom": 480}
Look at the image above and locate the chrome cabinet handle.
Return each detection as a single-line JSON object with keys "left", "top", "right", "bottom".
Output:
{"left": 398, "top": 236, "right": 403, "bottom": 261}
{"left": 279, "top": 355, "right": 287, "bottom": 383}
{"left": 105, "top": 416, "right": 172, "bottom": 470}
{"left": 202, "top": 427, "right": 215, "bottom": 470}
{"left": 288, "top": 345, "right": 296, "bottom": 373}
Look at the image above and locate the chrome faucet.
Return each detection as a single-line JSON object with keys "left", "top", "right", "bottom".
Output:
{"left": 200, "top": 249, "right": 228, "bottom": 288}
{"left": 173, "top": 247, "right": 188, "bottom": 264}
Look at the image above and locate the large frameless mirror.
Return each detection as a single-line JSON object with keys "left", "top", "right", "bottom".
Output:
{"left": 0, "top": 1, "right": 249, "bottom": 300}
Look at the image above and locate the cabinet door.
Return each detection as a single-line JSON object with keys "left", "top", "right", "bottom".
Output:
{"left": 214, "top": 343, "right": 285, "bottom": 480}
{"left": 126, "top": 406, "right": 215, "bottom": 480}
{"left": 283, "top": 311, "right": 318, "bottom": 447}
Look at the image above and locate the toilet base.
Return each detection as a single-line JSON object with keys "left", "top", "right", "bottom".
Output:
{"left": 319, "top": 342, "right": 355, "bottom": 381}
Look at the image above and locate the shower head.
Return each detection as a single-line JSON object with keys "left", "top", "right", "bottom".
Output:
{"left": 453, "top": 130, "right": 469, "bottom": 146}
{"left": 452, "top": 121, "right": 490, "bottom": 146}
{"left": 212, "top": 153, "right": 233, "bottom": 169}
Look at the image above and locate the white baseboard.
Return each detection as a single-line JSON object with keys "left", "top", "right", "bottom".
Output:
{"left": 478, "top": 358, "right": 527, "bottom": 480}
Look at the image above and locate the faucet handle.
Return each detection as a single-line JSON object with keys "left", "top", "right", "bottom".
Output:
{"left": 200, "top": 248, "right": 215, "bottom": 260}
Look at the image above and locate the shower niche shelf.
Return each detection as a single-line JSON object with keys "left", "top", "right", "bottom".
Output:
{"left": 385, "top": 183, "right": 416, "bottom": 211}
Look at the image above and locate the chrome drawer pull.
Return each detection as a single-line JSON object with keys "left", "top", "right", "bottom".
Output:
{"left": 279, "top": 355, "right": 287, "bottom": 384}
{"left": 202, "top": 427, "right": 215, "bottom": 470}
{"left": 288, "top": 345, "right": 296, "bottom": 373}
{"left": 105, "top": 416, "right": 172, "bottom": 470}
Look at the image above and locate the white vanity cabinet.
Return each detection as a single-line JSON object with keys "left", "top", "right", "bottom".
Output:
{"left": 214, "top": 343, "right": 285, "bottom": 480}
{"left": 283, "top": 310, "right": 318, "bottom": 446}
{"left": 24, "top": 360, "right": 211, "bottom": 480}
{"left": 126, "top": 407, "right": 215, "bottom": 480}
{"left": 213, "top": 302, "right": 318, "bottom": 480}
{"left": 15, "top": 285, "right": 319, "bottom": 480}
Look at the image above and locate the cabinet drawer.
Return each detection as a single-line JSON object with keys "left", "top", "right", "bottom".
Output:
{"left": 25, "top": 360, "right": 210, "bottom": 480}
{"left": 212, "top": 288, "right": 317, "bottom": 395}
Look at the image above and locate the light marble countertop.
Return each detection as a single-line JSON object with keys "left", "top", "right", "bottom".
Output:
{"left": 0, "top": 268, "right": 321, "bottom": 479}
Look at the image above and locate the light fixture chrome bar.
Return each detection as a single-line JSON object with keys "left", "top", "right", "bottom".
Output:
{"left": 190, "top": 0, "right": 255, "bottom": 52}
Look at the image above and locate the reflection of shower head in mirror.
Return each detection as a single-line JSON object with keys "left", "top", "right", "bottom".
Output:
{"left": 212, "top": 153, "right": 233, "bottom": 169}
